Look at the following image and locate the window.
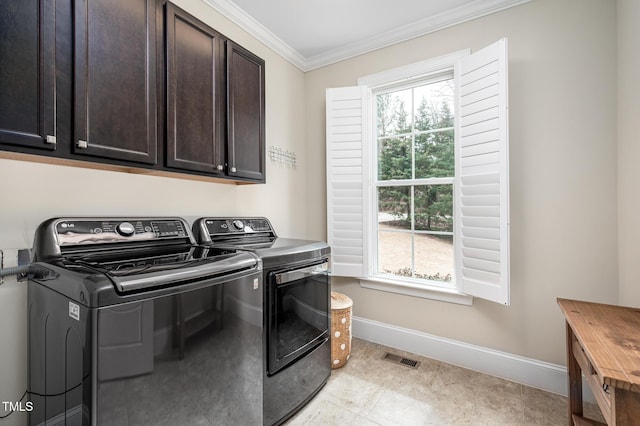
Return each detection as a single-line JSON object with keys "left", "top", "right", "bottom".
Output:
{"left": 374, "top": 75, "right": 455, "bottom": 286}
{"left": 326, "top": 39, "right": 510, "bottom": 305}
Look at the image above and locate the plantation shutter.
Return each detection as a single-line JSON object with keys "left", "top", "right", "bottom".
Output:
{"left": 326, "top": 86, "right": 369, "bottom": 277}
{"left": 455, "top": 38, "right": 510, "bottom": 305}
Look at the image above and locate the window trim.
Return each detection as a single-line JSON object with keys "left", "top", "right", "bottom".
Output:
{"left": 360, "top": 277, "right": 473, "bottom": 305}
{"left": 357, "top": 50, "right": 470, "bottom": 88}
{"left": 359, "top": 50, "right": 468, "bottom": 297}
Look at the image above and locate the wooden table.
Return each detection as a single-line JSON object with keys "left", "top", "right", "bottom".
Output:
{"left": 557, "top": 298, "right": 640, "bottom": 425}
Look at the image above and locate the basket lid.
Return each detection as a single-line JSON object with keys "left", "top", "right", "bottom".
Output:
{"left": 331, "top": 291, "right": 353, "bottom": 309}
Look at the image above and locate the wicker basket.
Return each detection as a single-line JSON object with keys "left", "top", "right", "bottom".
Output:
{"left": 330, "top": 291, "right": 353, "bottom": 369}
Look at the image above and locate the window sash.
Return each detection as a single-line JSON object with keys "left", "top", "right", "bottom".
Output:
{"left": 374, "top": 181, "right": 455, "bottom": 287}
{"left": 372, "top": 74, "right": 455, "bottom": 286}
{"left": 376, "top": 177, "right": 454, "bottom": 187}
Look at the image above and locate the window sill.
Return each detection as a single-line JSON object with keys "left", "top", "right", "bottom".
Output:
{"left": 359, "top": 277, "right": 474, "bottom": 306}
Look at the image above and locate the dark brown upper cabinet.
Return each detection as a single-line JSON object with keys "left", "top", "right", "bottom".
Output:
{"left": 165, "top": 3, "right": 225, "bottom": 175}
{"left": 73, "top": 0, "right": 158, "bottom": 164}
{"left": 0, "top": 0, "right": 56, "bottom": 151}
{"left": 0, "top": 0, "right": 266, "bottom": 183}
{"left": 227, "top": 41, "right": 265, "bottom": 182}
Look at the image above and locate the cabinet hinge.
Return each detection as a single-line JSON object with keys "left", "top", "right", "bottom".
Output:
{"left": 45, "top": 135, "right": 56, "bottom": 145}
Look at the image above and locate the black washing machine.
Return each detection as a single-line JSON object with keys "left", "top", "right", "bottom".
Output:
{"left": 192, "top": 217, "right": 331, "bottom": 426}
{"left": 28, "top": 217, "right": 263, "bottom": 425}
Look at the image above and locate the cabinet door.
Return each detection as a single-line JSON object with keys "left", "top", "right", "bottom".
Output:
{"left": 74, "top": 0, "right": 157, "bottom": 164}
{"left": 0, "top": 0, "right": 55, "bottom": 150}
{"left": 165, "top": 3, "right": 225, "bottom": 174}
{"left": 227, "top": 41, "right": 265, "bottom": 182}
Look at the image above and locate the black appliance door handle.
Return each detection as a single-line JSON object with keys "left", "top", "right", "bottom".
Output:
{"left": 275, "top": 262, "right": 328, "bottom": 285}
{"left": 111, "top": 255, "right": 257, "bottom": 292}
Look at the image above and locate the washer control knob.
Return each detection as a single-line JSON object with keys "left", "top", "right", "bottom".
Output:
{"left": 232, "top": 220, "right": 244, "bottom": 231}
{"left": 116, "top": 222, "right": 136, "bottom": 237}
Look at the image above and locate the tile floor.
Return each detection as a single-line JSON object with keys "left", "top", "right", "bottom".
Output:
{"left": 285, "top": 338, "right": 606, "bottom": 425}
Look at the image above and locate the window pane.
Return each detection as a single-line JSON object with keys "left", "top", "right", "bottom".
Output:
{"left": 376, "top": 89, "right": 412, "bottom": 137}
{"left": 378, "top": 136, "right": 411, "bottom": 180}
{"left": 414, "top": 234, "right": 453, "bottom": 283}
{"left": 377, "top": 230, "right": 412, "bottom": 278}
{"left": 377, "top": 186, "right": 411, "bottom": 230}
{"left": 414, "top": 185, "right": 453, "bottom": 232}
{"left": 414, "top": 79, "right": 454, "bottom": 131}
{"left": 415, "top": 129, "right": 454, "bottom": 179}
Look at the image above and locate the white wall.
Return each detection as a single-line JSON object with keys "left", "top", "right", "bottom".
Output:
{"left": 305, "top": 0, "right": 618, "bottom": 366}
{"left": 0, "top": 1, "right": 307, "bottom": 424}
{"left": 617, "top": 0, "right": 640, "bottom": 306}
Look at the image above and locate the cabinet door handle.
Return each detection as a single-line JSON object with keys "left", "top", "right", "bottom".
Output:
{"left": 77, "top": 140, "right": 88, "bottom": 149}
{"left": 230, "top": 167, "right": 237, "bottom": 173}
{"left": 216, "top": 165, "right": 224, "bottom": 171}
{"left": 45, "top": 135, "right": 57, "bottom": 145}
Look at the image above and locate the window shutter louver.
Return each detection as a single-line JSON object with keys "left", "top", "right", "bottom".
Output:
{"left": 326, "top": 86, "right": 369, "bottom": 277}
{"left": 455, "top": 38, "right": 510, "bottom": 305}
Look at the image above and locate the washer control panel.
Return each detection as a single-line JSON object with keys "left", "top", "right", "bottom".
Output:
{"left": 55, "top": 218, "right": 189, "bottom": 246}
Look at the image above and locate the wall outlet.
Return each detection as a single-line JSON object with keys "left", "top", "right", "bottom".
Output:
{"left": 18, "top": 249, "right": 32, "bottom": 266}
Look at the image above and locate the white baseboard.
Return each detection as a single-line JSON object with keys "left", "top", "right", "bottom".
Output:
{"left": 351, "top": 316, "right": 595, "bottom": 403}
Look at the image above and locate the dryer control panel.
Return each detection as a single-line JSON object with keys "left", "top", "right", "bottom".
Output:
{"left": 192, "top": 217, "right": 275, "bottom": 244}
{"left": 205, "top": 218, "right": 272, "bottom": 235}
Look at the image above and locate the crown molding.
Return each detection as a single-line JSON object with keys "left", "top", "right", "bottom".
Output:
{"left": 202, "top": 0, "right": 530, "bottom": 72}
{"left": 305, "top": 0, "right": 530, "bottom": 70}
{"left": 201, "top": 0, "right": 307, "bottom": 68}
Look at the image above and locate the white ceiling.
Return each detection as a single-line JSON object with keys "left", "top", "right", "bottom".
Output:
{"left": 202, "top": 0, "right": 529, "bottom": 71}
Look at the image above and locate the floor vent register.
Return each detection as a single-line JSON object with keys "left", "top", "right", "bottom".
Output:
{"left": 382, "top": 352, "right": 421, "bottom": 369}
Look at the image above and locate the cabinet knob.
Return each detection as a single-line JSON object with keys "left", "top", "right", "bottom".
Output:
{"left": 45, "top": 135, "right": 57, "bottom": 145}
{"left": 77, "top": 140, "right": 88, "bottom": 149}
{"left": 230, "top": 167, "right": 237, "bottom": 173}
{"left": 217, "top": 165, "right": 224, "bottom": 171}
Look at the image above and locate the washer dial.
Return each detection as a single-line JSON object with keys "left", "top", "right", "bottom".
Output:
{"left": 116, "top": 222, "right": 136, "bottom": 236}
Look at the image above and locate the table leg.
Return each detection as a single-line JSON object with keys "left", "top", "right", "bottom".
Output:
{"left": 567, "top": 322, "right": 583, "bottom": 425}
{"left": 613, "top": 387, "right": 640, "bottom": 425}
